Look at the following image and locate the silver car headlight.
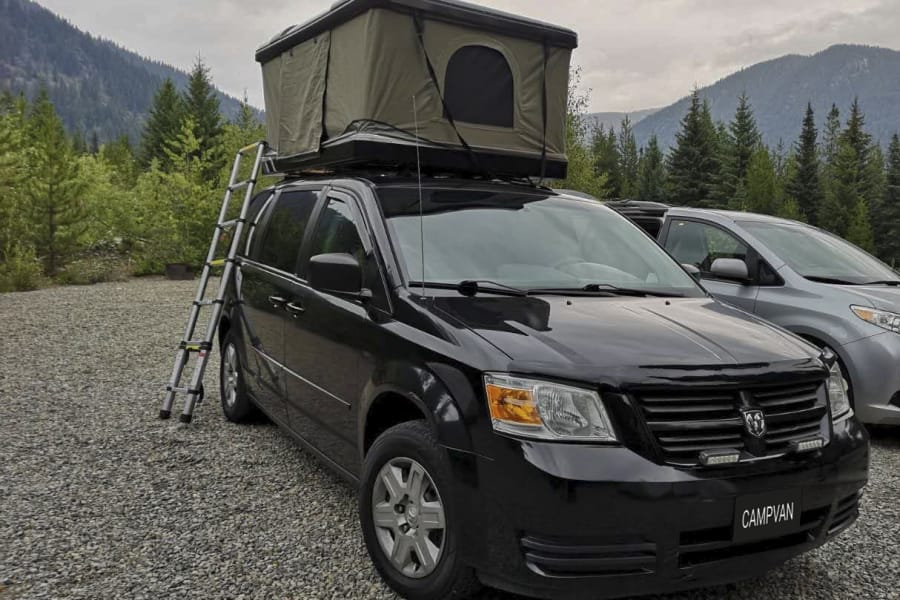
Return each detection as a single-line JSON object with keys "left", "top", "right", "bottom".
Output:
{"left": 824, "top": 358, "right": 852, "bottom": 422}
{"left": 483, "top": 373, "right": 617, "bottom": 441}
{"left": 851, "top": 305, "right": 900, "bottom": 334}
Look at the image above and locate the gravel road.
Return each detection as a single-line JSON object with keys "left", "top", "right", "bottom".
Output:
{"left": 1, "top": 278, "right": 898, "bottom": 600}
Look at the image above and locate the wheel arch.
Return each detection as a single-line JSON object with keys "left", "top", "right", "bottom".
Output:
{"left": 358, "top": 362, "right": 478, "bottom": 460}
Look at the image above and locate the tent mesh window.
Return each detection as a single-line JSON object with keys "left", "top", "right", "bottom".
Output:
{"left": 443, "top": 45, "right": 514, "bottom": 128}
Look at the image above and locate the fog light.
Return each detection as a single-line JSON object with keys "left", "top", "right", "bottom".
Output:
{"left": 699, "top": 449, "right": 740, "bottom": 466}
{"left": 790, "top": 437, "right": 825, "bottom": 453}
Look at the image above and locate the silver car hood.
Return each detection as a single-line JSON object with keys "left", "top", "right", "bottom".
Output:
{"left": 841, "top": 285, "right": 900, "bottom": 311}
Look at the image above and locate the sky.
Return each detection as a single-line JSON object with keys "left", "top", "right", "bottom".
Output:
{"left": 37, "top": 0, "right": 900, "bottom": 113}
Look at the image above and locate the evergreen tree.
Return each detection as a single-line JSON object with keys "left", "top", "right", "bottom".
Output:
{"left": 716, "top": 93, "right": 761, "bottom": 207}
{"left": 89, "top": 130, "right": 100, "bottom": 155}
{"left": 821, "top": 104, "right": 842, "bottom": 165}
{"left": 745, "top": 145, "right": 777, "bottom": 215}
{"left": 591, "top": 125, "right": 620, "bottom": 197}
{"left": 636, "top": 135, "right": 667, "bottom": 203}
{"left": 847, "top": 197, "right": 876, "bottom": 252}
{"left": 553, "top": 67, "right": 608, "bottom": 199}
{"left": 25, "top": 89, "right": 86, "bottom": 276}
{"left": 873, "top": 134, "right": 900, "bottom": 266}
{"left": 140, "top": 78, "right": 184, "bottom": 169}
{"left": 667, "top": 91, "right": 720, "bottom": 207}
{"left": 182, "top": 57, "right": 224, "bottom": 180}
{"left": 617, "top": 116, "right": 639, "bottom": 197}
{"left": 787, "top": 103, "right": 821, "bottom": 224}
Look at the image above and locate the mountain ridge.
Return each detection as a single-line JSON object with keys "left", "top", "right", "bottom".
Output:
{"left": 632, "top": 43, "right": 900, "bottom": 150}
{"left": 0, "top": 0, "right": 257, "bottom": 144}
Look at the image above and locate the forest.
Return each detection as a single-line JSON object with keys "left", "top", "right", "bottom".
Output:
{"left": 1, "top": 63, "right": 899, "bottom": 292}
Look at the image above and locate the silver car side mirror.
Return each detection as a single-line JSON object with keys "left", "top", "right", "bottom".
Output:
{"left": 710, "top": 258, "right": 750, "bottom": 283}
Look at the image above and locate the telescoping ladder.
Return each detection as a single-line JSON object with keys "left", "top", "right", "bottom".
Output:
{"left": 159, "top": 141, "right": 271, "bottom": 423}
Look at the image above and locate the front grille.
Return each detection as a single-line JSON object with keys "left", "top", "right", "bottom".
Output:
{"left": 635, "top": 380, "right": 828, "bottom": 466}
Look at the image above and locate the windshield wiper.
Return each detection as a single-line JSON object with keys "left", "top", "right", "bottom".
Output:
{"left": 529, "top": 284, "right": 683, "bottom": 298}
{"left": 861, "top": 280, "right": 900, "bottom": 286}
{"left": 408, "top": 280, "right": 527, "bottom": 297}
{"left": 803, "top": 275, "right": 861, "bottom": 285}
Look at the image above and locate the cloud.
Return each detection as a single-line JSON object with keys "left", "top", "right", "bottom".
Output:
{"left": 36, "top": 0, "right": 900, "bottom": 112}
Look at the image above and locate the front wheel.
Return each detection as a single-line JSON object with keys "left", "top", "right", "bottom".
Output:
{"left": 359, "top": 421, "right": 481, "bottom": 600}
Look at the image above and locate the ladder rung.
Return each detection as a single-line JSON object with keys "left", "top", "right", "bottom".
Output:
{"left": 193, "top": 299, "right": 224, "bottom": 307}
{"left": 180, "top": 340, "right": 213, "bottom": 352}
{"left": 217, "top": 217, "right": 247, "bottom": 230}
{"left": 166, "top": 385, "right": 203, "bottom": 396}
{"left": 208, "top": 259, "right": 230, "bottom": 268}
{"left": 228, "top": 180, "right": 255, "bottom": 192}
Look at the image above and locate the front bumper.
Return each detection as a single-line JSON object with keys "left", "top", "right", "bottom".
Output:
{"left": 459, "top": 417, "right": 868, "bottom": 600}
{"left": 841, "top": 331, "right": 900, "bottom": 425}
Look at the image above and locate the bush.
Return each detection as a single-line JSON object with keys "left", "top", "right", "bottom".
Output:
{"left": 0, "top": 244, "right": 48, "bottom": 292}
{"left": 55, "top": 242, "right": 134, "bottom": 286}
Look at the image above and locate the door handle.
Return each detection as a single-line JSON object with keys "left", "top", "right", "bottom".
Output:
{"left": 286, "top": 301, "right": 306, "bottom": 316}
{"left": 268, "top": 295, "right": 287, "bottom": 308}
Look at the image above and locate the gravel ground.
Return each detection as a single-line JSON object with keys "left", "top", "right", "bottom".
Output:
{"left": 0, "top": 278, "right": 898, "bottom": 600}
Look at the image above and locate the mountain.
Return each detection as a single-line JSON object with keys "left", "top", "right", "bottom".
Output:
{"left": 0, "top": 0, "right": 255, "bottom": 144}
{"left": 633, "top": 44, "right": 900, "bottom": 151}
{"left": 586, "top": 108, "right": 659, "bottom": 134}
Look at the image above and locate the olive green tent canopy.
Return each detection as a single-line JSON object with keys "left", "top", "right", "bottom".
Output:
{"left": 255, "top": 0, "right": 577, "bottom": 178}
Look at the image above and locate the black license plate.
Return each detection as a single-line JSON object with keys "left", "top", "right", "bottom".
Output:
{"left": 733, "top": 489, "right": 802, "bottom": 543}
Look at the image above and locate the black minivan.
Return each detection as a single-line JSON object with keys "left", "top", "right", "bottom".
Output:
{"left": 217, "top": 175, "right": 868, "bottom": 600}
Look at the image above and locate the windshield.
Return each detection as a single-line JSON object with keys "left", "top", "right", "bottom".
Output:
{"left": 739, "top": 220, "right": 900, "bottom": 284}
{"left": 378, "top": 187, "right": 703, "bottom": 295}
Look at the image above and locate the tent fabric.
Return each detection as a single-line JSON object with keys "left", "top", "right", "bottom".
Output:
{"left": 257, "top": 0, "right": 576, "bottom": 176}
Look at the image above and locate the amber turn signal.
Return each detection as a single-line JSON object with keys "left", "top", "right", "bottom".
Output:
{"left": 485, "top": 383, "right": 542, "bottom": 426}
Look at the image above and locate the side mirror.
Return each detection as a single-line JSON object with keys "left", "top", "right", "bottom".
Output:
{"left": 710, "top": 258, "right": 750, "bottom": 283}
{"left": 308, "top": 253, "right": 365, "bottom": 297}
{"left": 681, "top": 263, "right": 701, "bottom": 279}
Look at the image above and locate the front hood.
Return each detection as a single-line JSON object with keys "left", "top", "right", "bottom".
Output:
{"left": 432, "top": 295, "right": 820, "bottom": 373}
{"left": 840, "top": 285, "right": 900, "bottom": 311}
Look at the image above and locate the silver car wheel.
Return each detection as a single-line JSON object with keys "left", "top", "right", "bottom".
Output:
{"left": 223, "top": 343, "right": 239, "bottom": 408}
{"left": 372, "top": 457, "right": 446, "bottom": 579}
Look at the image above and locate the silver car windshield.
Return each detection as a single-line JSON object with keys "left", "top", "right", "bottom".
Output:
{"left": 740, "top": 220, "right": 900, "bottom": 284}
{"left": 379, "top": 189, "right": 703, "bottom": 295}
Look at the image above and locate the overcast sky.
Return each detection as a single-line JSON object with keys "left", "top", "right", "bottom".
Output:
{"left": 38, "top": 0, "right": 900, "bottom": 113}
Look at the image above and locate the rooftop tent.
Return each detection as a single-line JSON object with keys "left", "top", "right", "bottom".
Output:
{"left": 255, "top": 0, "right": 578, "bottom": 178}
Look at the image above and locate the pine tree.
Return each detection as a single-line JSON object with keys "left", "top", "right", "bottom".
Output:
{"left": 617, "top": 116, "right": 639, "bottom": 197}
{"left": 140, "top": 78, "right": 184, "bottom": 169}
{"left": 745, "top": 145, "right": 777, "bottom": 215}
{"left": 182, "top": 57, "right": 224, "bottom": 181}
{"left": 872, "top": 134, "right": 900, "bottom": 266}
{"left": 591, "top": 125, "right": 620, "bottom": 197}
{"left": 667, "top": 91, "right": 720, "bottom": 207}
{"left": 25, "top": 89, "right": 87, "bottom": 276}
{"left": 821, "top": 104, "right": 842, "bottom": 165}
{"left": 787, "top": 103, "right": 821, "bottom": 224}
{"left": 716, "top": 93, "right": 761, "bottom": 207}
{"left": 637, "top": 135, "right": 667, "bottom": 203}
{"left": 847, "top": 197, "right": 875, "bottom": 252}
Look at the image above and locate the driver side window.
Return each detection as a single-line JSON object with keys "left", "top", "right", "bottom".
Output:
{"left": 666, "top": 220, "right": 749, "bottom": 274}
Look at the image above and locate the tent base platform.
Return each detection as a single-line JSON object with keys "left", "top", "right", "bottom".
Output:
{"left": 271, "top": 133, "right": 568, "bottom": 179}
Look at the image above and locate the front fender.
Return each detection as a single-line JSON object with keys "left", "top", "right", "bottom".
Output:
{"left": 357, "top": 360, "right": 479, "bottom": 457}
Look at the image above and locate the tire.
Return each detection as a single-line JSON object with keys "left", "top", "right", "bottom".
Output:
{"left": 360, "top": 421, "right": 481, "bottom": 600}
{"left": 219, "top": 330, "right": 257, "bottom": 423}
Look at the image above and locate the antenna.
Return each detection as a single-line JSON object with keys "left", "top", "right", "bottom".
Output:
{"left": 413, "top": 95, "right": 426, "bottom": 298}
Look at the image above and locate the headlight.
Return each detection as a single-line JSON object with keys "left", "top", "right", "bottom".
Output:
{"left": 851, "top": 305, "right": 900, "bottom": 334}
{"left": 483, "top": 373, "right": 617, "bottom": 441}
{"left": 825, "top": 359, "right": 852, "bottom": 422}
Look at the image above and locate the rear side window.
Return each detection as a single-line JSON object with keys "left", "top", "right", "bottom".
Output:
{"left": 666, "top": 219, "right": 749, "bottom": 273}
{"left": 253, "top": 190, "right": 318, "bottom": 273}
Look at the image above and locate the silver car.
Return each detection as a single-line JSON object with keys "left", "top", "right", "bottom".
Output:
{"left": 654, "top": 208, "right": 900, "bottom": 426}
